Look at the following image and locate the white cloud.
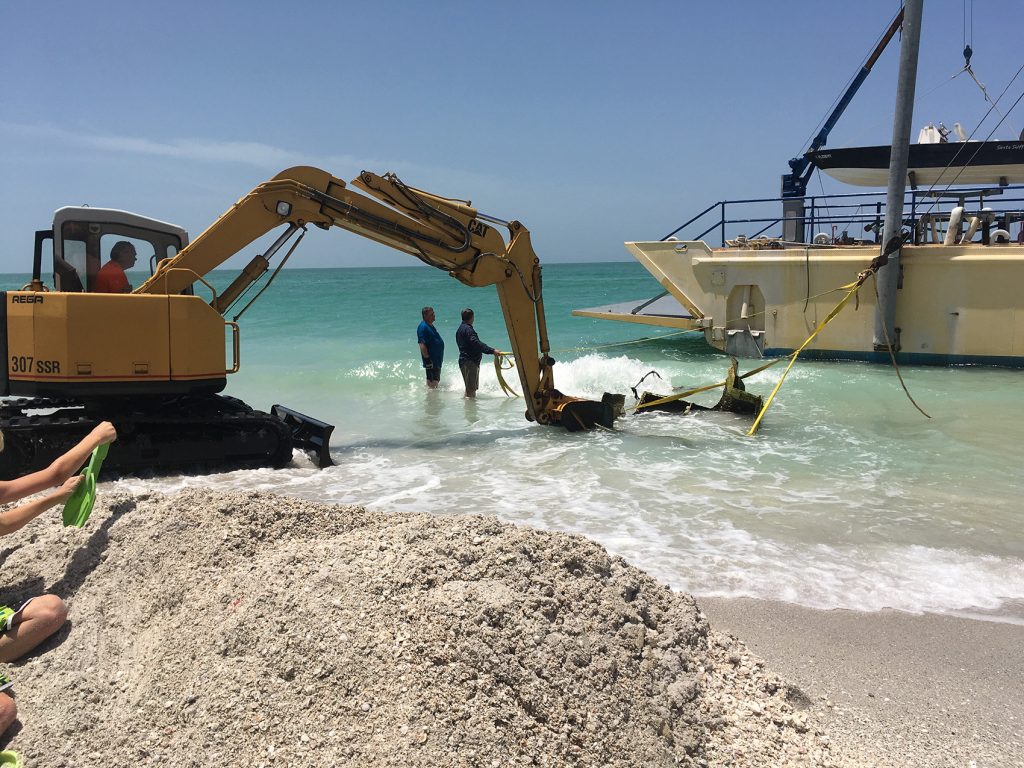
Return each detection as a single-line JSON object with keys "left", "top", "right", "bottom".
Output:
{"left": 0, "top": 120, "right": 507, "bottom": 194}
{"left": 0, "top": 120, "right": 594, "bottom": 234}
{"left": 0, "top": 121, "right": 303, "bottom": 169}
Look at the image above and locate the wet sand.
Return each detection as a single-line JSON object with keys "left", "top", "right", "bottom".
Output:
{"left": 700, "top": 597, "right": 1024, "bottom": 767}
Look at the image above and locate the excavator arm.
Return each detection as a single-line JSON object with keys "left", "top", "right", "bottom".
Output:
{"left": 136, "top": 166, "right": 617, "bottom": 429}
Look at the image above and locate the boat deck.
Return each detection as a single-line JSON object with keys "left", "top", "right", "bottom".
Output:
{"left": 571, "top": 183, "right": 1024, "bottom": 342}
{"left": 572, "top": 293, "right": 699, "bottom": 330}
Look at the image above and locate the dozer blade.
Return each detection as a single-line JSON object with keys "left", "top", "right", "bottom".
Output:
{"left": 271, "top": 405, "right": 335, "bottom": 468}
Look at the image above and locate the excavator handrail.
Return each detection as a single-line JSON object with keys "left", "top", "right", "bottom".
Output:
{"left": 226, "top": 321, "right": 240, "bottom": 374}
{"left": 158, "top": 266, "right": 220, "bottom": 304}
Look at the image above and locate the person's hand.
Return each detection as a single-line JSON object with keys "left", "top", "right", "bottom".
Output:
{"left": 54, "top": 474, "right": 83, "bottom": 502}
{"left": 91, "top": 421, "right": 117, "bottom": 446}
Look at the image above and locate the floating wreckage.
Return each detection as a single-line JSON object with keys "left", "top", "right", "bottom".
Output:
{"left": 633, "top": 359, "right": 764, "bottom": 417}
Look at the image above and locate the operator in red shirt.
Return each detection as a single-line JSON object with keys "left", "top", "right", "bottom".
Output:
{"left": 93, "top": 241, "right": 137, "bottom": 293}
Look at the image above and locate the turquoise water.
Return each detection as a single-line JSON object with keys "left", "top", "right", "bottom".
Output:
{"left": 4, "top": 263, "right": 1023, "bottom": 621}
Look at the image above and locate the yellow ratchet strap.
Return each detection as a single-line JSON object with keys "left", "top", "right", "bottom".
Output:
{"left": 747, "top": 279, "right": 863, "bottom": 436}
{"left": 494, "top": 353, "right": 520, "bottom": 397}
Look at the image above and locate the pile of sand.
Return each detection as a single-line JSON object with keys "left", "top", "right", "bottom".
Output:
{"left": 1, "top": 490, "right": 838, "bottom": 766}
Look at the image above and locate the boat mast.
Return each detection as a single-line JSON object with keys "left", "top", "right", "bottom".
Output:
{"left": 781, "top": 6, "right": 905, "bottom": 245}
{"left": 874, "top": 0, "right": 923, "bottom": 353}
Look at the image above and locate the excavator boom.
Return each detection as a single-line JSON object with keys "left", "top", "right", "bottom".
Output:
{"left": 1, "top": 166, "right": 619, "bottom": 479}
{"left": 138, "top": 166, "right": 613, "bottom": 428}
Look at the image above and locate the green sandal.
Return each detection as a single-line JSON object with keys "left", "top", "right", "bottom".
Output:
{"left": 0, "top": 750, "right": 22, "bottom": 767}
{"left": 62, "top": 443, "right": 109, "bottom": 528}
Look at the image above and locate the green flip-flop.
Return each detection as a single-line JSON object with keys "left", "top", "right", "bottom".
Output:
{"left": 61, "top": 443, "right": 109, "bottom": 528}
{"left": 0, "top": 750, "right": 23, "bottom": 767}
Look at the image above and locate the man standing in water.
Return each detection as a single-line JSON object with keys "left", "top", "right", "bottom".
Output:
{"left": 456, "top": 308, "right": 501, "bottom": 398}
{"left": 416, "top": 306, "right": 444, "bottom": 389}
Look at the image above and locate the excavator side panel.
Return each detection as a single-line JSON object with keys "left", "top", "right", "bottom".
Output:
{"left": 4, "top": 292, "right": 36, "bottom": 396}
{"left": 6, "top": 291, "right": 224, "bottom": 398}
{"left": 167, "top": 294, "right": 230, "bottom": 384}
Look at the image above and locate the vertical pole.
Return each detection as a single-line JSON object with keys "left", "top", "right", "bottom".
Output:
{"left": 783, "top": 198, "right": 806, "bottom": 243}
{"left": 874, "top": 0, "right": 923, "bottom": 351}
{"left": 910, "top": 190, "right": 919, "bottom": 243}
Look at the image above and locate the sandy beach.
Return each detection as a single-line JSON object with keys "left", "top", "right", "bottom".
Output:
{"left": 0, "top": 488, "right": 1020, "bottom": 767}
{"left": 701, "top": 598, "right": 1024, "bottom": 767}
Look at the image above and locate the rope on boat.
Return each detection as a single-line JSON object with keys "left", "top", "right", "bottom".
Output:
{"left": 748, "top": 233, "right": 932, "bottom": 435}
{"left": 542, "top": 238, "right": 936, "bottom": 429}
{"left": 747, "top": 278, "right": 865, "bottom": 436}
{"left": 917, "top": 61, "right": 1024, "bottom": 215}
{"left": 558, "top": 273, "right": 881, "bottom": 359}
{"left": 870, "top": 276, "right": 932, "bottom": 421}
{"left": 550, "top": 327, "right": 699, "bottom": 355}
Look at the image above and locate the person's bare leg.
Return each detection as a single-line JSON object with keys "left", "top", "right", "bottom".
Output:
{"left": 0, "top": 596, "right": 68, "bottom": 663}
{"left": 0, "top": 693, "right": 16, "bottom": 735}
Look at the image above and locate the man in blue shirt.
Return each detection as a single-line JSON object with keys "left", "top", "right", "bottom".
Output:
{"left": 456, "top": 308, "right": 502, "bottom": 398}
{"left": 416, "top": 306, "right": 444, "bottom": 388}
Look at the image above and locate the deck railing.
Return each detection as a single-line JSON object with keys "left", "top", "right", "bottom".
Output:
{"left": 661, "top": 185, "right": 1024, "bottom": 247}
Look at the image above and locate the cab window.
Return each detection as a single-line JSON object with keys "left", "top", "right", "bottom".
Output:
{"left": 56, "top": 222, "right": 91, "bottom": 292}
{"left": 56, "top": 221, "right": 182, "bottom": 292}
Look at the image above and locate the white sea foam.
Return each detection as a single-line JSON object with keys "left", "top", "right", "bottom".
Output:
{"left": 102, "top": 275, "right": 1024, "bottom": 624}
{"left": 111, "top": 399, "right": 1024, "bottom": 622}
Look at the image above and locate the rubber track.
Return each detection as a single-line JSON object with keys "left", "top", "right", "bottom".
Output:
{"left": 0, "top": 395, "right": 294, "bottom": 480}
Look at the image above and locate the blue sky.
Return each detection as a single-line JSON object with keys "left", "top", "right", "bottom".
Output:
{"left": 2, "top": 0, "right": 1020, "bottom": 272}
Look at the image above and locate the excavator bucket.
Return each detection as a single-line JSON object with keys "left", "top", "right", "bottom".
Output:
{"left": 554, "top": 393, "right": 625, "bottom": 432}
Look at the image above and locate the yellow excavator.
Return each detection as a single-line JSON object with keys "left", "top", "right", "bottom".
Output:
{"left": 0, "top": 166, "right": 621, "bottom": 479}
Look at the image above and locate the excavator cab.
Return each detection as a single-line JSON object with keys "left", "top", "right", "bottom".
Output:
{"left": 32, "top": 207, "right": 190, "bottom": 294}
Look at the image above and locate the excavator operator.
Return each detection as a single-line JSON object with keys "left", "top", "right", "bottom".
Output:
{"left": 93, "top": 241, "right": 137, "bottom": 293}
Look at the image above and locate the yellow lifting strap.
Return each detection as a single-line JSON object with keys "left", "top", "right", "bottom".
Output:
{"left": 493, "top": 353, "right": 520, "bottom": 397}
{"left": 747, "top": 279, "right": 863, "bottom": 436}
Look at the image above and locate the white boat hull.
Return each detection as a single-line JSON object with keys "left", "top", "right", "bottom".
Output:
{"left": 823, "top": 163, "right": 1024, "bottom": 188}
{"left": 616, "top": 239, "right": 1024, "bottom": 365}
